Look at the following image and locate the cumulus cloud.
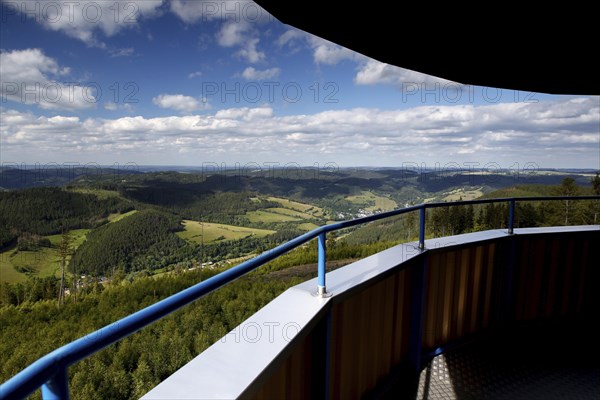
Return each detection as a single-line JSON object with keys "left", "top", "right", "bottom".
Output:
{"left": 216, "top": 20, "right": 250, "bottom": 46}
{"left": 103, "top": 102, "right": 134, "bottom": 112}
{"left": 275, "top": 29, "right": 364, "bottom": 65}
{"left": 216, "top": 20, "right": 265, "bottom": 63}
{"left": 2, "top": 98, "right": 598, "bottom": 166}
{"left": 170, "top": 0, "right": 216, "bottom": 23}
{"left": 170, "top": 0, "right": 272, "bottom": 24}
{"left": 276, "top": 29, "right": 304, "bottom": 47}
{"left": 235, "top": 38, "right": 265, "bottom": 63}
{"left": 0, "top": 48, "right": 96, "bottom": 110}
{"left": 152, "top": 94, "right": 210, "bottom": 112}
{"left": 188, "top": 71, "right": 203, "bottom": 79}
{"left": 215, "top": 106, "right": 273, "bottom": 120}
{"left": 240, "top": 66, "right": 280, "bottom": 80}
{"left": 309, "top": 35, "right": 362, "bottom": 65}
{"left": 163, "top": 1, "right": 276, "bottom": 65}
{"left": 355, "top": 59, "right": 453, "bottom": 88}
{"left": 170, "top": 1, "right": 273, "bottom": 63}
{"left": 275, "top": 29, "right": 452, "bottom": 89}
{"left": 3, "top": 1, "right": 163, "bottom": 47}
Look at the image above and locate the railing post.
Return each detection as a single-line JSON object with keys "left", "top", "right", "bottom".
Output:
{"left": 41, "top": 368, "right": 69, "bottom": 400}
{"left": 508, "top": 199, "right": 516, "bottom": 234}
{"left": 317, "top": 232, "right": 327, "bottom": 297}
{"left": 419, "top": 206, "right": 426, "bottom": 250}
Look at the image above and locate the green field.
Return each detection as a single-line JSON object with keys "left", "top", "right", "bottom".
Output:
{"left": 346, "top": 191, "right": 398, "bottom": 212}
{"left": 266, "top": 197, "right": 324, "bottom": 217}
{"left": 177, "top": 221, "right": 275, "bottom": 244}
{"left": 297, "top": 222, "right": 319, "bottom": 231}
{"left": 246, "top": 210, "right": 302, "bottom": 223}
{"left": 107, "top": 209, "right": 138, "bottom": 223}
{"left": 69, "top": 188, "right": 123, "bottom": 199}
{"left": 265, "top": 207, "right": 316, "bottom": 220}
{"left": 0, "top": 229, "right": 90, "bottom": 284}
{"left": 0, "top": 254, "right": 28, "bottom": 283}
{"left": 442, "top": 187, "right": 484, "bottom": 202}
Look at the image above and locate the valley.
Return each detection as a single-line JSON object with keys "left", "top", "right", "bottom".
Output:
{"left": 1, "top": 167, "right": 598, "bottom": 285}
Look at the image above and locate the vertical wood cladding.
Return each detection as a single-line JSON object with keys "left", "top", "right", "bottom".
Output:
{"left": 328, "top": 265, "right": 414, "bottom": 399}
{"left": 423, "top": 243, "right": 501, "bottom": 351}
{"left": 513, "top": 233, "right": 597, "bottom": 322}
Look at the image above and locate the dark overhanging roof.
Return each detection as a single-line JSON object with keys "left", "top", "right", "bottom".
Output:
{"left": 255, "top": 2, "right": 599, "bottom": 96}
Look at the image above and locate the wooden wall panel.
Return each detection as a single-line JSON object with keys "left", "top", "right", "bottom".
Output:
{"left": 328, "top": 266, "right": 413, "bottom": 400}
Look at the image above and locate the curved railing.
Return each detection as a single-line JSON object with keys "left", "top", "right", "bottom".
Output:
{"left": 1, "top": 195, "right": 598, "bottom": 399}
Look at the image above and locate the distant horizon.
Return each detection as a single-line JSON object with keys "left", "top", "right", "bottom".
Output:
{"left": 1, "top": 163, "right": 599, "bottom": 172}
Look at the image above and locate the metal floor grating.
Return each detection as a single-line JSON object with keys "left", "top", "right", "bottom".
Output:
{"left": 416, "top": 346, "right": 600, "bottom": 399}
{"left": 380, "top": 322, "right": 600, "bottom": 400}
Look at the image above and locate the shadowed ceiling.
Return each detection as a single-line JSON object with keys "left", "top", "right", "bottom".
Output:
{"left": 255, "top": 2, "right": 599, "bottom": 95}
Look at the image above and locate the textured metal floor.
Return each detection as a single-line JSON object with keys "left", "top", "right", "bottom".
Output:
{"left": 416, "top": 345, "right": 600, "bottom": 399}
{"left": 381, "top": 322, "right": 600, "bottom": 400}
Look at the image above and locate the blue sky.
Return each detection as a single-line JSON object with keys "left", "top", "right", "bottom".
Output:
{"left": 1, "top": 0, "right": 599, "bottom": 169}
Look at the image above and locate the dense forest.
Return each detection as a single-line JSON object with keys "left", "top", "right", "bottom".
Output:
{"left": 70, "top": 210, "right": 185, "bottom": 276}
{"left": 0, "top": 188, "right": 132, "bottom": 249}
{"left": 120, "top": 185, "right": 277, "bottom": 224}
{"left": 0, "top": 239, "right": 405, "bottom": 399}
{"left": 344, "top": 177, "right": 600, "bottom": 244}
{"left": 0, "top": 269, "right": 303, "bottom": 399}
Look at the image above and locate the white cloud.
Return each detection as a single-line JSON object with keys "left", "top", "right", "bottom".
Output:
{"left": 275, "top": 30, "right": 451, "bottom": 90}
{"left": 0, "top": 48, "right": 67, "bottom": 82}
{"left": 2, "top": 98, "right": 598, "bottom": 167}
{"left": 276, "top": 29, "right": 364, "bottom": 65}
{"left": 103, "top": 102, "right": 134, "bottom": 112}
{"left": 4, "top": 1, "right": 163, "bottom": 47}
{"left": 215, "top": 106, "right": 273, "bottom": 120}
{"left": 216, "top": 20, "right": 265, "bottom": 63}
{"left": 240, "top": 66, "right": 280, "bottom": 80}
{"left": 216, "top": 20, "right": 251, "bottom": 46}
{"left": 152, "top": 94, "right": 210, "bottom": 112}
{"left": 109, "top": 47, "right": 135, "bottom": 58}
{"left": 170, "top": 0, "right": 272, "bottom": 24}
{"left": 188, "top": 71, "right": 203, "bottom": 79}
{"left": 355, "top": 59, "right": 453, "bottom": 88}
{"left": 0, "top": 48, "right": 96, "bottom": 110}
{"left": 170, "top": 2, "right": 273, "bottom": 63}
{"left": 170, "top": 0, "right": 215, "bottom": 23}
{"left": 276, "top": 29, "right": 304, "bottom": 47}
{"left": 235, "top": 38, "right": 265, "bottom": 63}
{"left": 310, "top": 36, "right": 361, "bottom": 65}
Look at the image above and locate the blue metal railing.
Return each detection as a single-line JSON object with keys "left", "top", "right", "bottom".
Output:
{"left": 1, "top": 195, "right": 598, "bottom": 399}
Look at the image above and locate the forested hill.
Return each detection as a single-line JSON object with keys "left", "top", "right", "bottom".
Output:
{"left": 344, "top": 178, "right": 600, "bottom": 245}
{"left": 0, "top": 269, "right": 303, "bottom": 399}
{"left": 71, "top": 210, "right": 185, "bottom": 276}
{"left": 73, "top": 167, "right": 596, "bottom": 208}
{"left": 119, "top": 188, "right": 279, "bottom": 225}
{"left": 0, "top": 166, "right": 143, "bottom": 190}
{"left": 0, "top": 188, "right": 132, "bottom": 249}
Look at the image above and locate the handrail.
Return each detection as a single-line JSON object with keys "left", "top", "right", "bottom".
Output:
{"left": 1, "top": 195, "right": 598, "bottom": 399}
